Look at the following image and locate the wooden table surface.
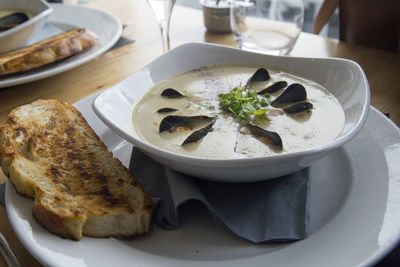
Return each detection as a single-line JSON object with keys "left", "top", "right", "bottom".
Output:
{"left": 0, "top": 0, "right": 399, "bottom": 266}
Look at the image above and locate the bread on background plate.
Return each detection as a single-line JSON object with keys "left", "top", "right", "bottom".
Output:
{"left": 0, "top": 99, "right": 152, "bottom": 240}
{"left": 0, "top": 28, "right": 98, "bottom": 76}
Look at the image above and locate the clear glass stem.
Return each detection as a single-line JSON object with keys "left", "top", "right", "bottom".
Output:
{"left": 159, "top": 19, "right": 171, "bottom": 52}
{"left": 147, "top": 0, "right": 175, "bottom": 53}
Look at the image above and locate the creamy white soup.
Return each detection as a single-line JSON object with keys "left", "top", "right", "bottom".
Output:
{"left": 132, "top": 64, "right": 345, "bottom": 159}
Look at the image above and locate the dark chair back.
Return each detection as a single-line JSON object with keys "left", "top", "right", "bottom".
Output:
{"left": 339, "top": 0, "right": 399, "bottom": 52}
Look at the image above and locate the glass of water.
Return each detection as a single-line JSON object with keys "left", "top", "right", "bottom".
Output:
{"left": 231, "top": 0, "right": 304, "bottom": 55}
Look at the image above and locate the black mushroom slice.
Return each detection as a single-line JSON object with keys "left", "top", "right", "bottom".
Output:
{"left": 159, "top": 115, "right": 213, "bottom": 133}
{"left": 0, "top": 12, "right": 29, "bottom": 32}
{"left": 245, "top": 68, "right": 271, "bottom": 88}
{"left": 283, "top": 102, "right": 313, "bottom": 114}
{"left": 271, "top": 83, "right": 307, "bottom": 107}
{"left": 247, "top": 124, "right": 283, "bottom": 150}
{"left": 157, "top": 107, "right": 179, "bottom": 113}
{"left": 161, "top": 88, "right": 186, "bottom": 98}
{"left": 257, "top": 81, "right": 288, "bottom": 95}
{"left": 182, "top": 121, "right": 215, "bottom": 146}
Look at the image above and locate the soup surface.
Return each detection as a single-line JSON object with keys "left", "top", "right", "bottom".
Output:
{"left": 132, "top": 64, "right": 345, "bottom": 158}
{"left": 0, "top": 9, "right": 35, "bottom": 19}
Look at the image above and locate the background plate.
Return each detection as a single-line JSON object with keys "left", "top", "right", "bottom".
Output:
{"left": 5, "top": 93, "right": 400, "bottom": 267}
{"left": 0, "top": 4, "right": 122, "bottom": 88}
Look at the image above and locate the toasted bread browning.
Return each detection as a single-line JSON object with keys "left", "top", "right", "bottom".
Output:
{"left": 0, "top": 100, "right": 152, "bottom": 240}
{"left": 0, "top": 28, "right": 98, "bottom": 76}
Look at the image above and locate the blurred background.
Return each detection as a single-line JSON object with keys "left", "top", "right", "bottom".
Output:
{"left": 178, "top": 0, "right": 339, "bottom": 38}
{"left": 57, "top": 0, "right": 339, "bottom": 39}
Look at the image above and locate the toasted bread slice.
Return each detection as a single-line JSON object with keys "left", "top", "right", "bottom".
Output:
{"left": 0, "top": 28, "right": 98, "bottom": 76}
{"left": 0, "top": 99, "right": 152, "bottom": 240}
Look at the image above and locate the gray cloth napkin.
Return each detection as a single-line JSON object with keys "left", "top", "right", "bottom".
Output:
{"left": 109, "top": 37, "right": 135, "bottom": 51}
{"left": 129, "top": 147, "right": 310, "bottom": 243}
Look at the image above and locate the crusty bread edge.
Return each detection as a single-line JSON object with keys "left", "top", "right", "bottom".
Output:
{"left": 0, "top": 100, "right": 153, "bottom": 241}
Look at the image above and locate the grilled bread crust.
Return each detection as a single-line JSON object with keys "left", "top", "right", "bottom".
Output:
{"left": 0, "top": 28, "right": 98, "bottom": 76}
{"left": 0, "top": 99, "right": 152, "bottom": 240}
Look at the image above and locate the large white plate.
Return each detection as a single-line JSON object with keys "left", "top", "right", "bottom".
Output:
{"left": 6, "top": 93, "right": 400, "bottom": 267}
{"left": 0, "top": 4, "right": 122, "bottom": 88}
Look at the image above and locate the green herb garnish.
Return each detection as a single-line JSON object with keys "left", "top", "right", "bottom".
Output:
{"left": 218, "top": 85, "right": 270, "bottom": 123}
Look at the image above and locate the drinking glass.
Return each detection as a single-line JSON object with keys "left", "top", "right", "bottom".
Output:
{"left": 231, "top": 0, "right": 304, "bottom": 55}
{"left": 146, "top": 0, "right": 176, "bottom": 52}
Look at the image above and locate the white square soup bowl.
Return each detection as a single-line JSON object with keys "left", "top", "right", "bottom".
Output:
{"left": 0, "top": 0, "right": 52, "bottom": 53}
{"left": 93, "top": 42, "right": 370, "bottom": 182}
